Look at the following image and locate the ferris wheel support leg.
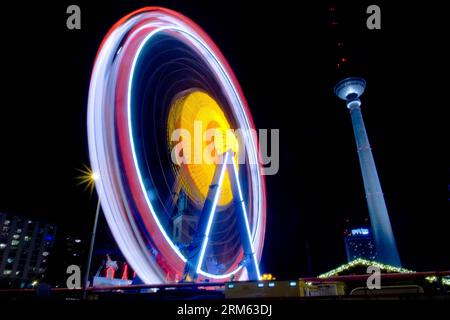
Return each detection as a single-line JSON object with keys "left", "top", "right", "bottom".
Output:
{"left": 227, "top": 156, "right": 261, "bottom": 281}
{"left": 184, "top": 151, "right": 261, "bottom": 281}
{"left": 184, "top": 152, "right": 231, "bottom": 281}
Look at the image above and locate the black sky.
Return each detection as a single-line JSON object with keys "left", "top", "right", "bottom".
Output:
{"left": 0, "top": 1, "right": 448, "bottom": 279}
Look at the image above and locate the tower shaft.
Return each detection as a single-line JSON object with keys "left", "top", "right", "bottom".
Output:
{"left": 335, "top": 77, "right": 401, "bottom": 267}
{"left": 348, "top": 104, "right": 401, "bottom": 267}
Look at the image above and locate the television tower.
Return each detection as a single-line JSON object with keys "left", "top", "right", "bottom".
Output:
{"left": 335, "top": 77, "right": 401, "bottom": 267}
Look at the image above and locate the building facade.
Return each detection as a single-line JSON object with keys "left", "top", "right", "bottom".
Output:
{"left": 344, "top": 227, "right": 376, "bottom": 262}
{"left": 44, "top": 233, "right": 86, "bottom": 287}
{"left": 0, "top": 212, "right": 57, "bottom": 288}
{"left": 172, "top": 191, "right": 198, "bottom": 245}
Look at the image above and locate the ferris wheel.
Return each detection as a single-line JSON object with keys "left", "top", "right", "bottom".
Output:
{"left": 87, "top": 7, "right": 266, "bottom": 284}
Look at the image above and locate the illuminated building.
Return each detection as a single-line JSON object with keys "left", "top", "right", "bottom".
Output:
{"left": 335, "top": 77, "right": 401, "bottom": 267}
{"left": 61, "top": 236, "right": 85, "bottom": 268}
{"left": 45, "top": 234, "right": 86, "bottom": 287}
{"left": 344, "top": 228, "right": 376, "bottom": 262}
{"left": 0, "top": 212, "right": 56, "bottom": 288}
{"left": 56, "top": 235, "right": 86, "bottom": 269}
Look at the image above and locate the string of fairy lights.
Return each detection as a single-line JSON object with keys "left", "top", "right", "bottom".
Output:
{"left": 318, "top": 258, "right": 415, "bottom": 278}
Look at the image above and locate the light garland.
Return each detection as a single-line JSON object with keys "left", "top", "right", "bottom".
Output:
{"left": 425, "top": 276, "right": 450, "bottom": 287}
{"left": 442, "top": 278, "right": 450, "bottom": 286}
{"left": 425, "top": 275, "right": 438, "bottom": 283}
{"left": 318, "top": 258, "right": 415, "bottom": 278}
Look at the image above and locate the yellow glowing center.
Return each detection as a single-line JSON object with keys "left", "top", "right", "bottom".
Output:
{"left": 168, "top": 90, "right": 238, "bottom": 207}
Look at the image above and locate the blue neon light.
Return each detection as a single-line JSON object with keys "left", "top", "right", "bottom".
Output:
{"left": 351, "top": 228, "right": 370, "bottom": 236}
{"left": 231, "top": 156, "right": 261, "bottom": 280}
{"left": 196, "top": 152, "right": 230, "bottom": 274}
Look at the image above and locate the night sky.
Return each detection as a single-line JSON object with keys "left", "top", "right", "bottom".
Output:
{"left": 1, "top": 1, "right": 448, "bottom": 279}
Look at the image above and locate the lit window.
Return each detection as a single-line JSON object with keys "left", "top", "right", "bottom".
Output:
{"left": 3, "top": 270, "right": 12, "bottom": 275}
{"left": 4, "top": 220, "right": 10, "bottom": 225}
{"left": 257, "top": 283, "right": 264, "bottom": 288}
{"left": 16, "top": 229, "right": 22, "bottom": 233}
{"left": 42, "top": 251, "right": 49, "bottom": 256}
{"left": 11, "top": 240, "right": 20, "bottom": 246}
{"left": 289, "top": 281, "right": 297, "bottom": 287}
{"left": 268, "top": 282, "right": 275, "bottom": 288}
{"left": 227, "top": 284, "right": 234, "bottom": 289}
{"left": 0, "top": 243, "right": 6, "bottom": 249}
{"left": 13, "top": 234, "right": 20, "bottom": 239}
{"left": 7, "top": 258, "right": 14, "bottom": 264}
{"left": 24, "top": 236, "right": 31, "bottom": 241}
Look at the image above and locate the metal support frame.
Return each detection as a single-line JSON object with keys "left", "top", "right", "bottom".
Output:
{"left": 184, "top": 151, "right": 260, "bottom": 281}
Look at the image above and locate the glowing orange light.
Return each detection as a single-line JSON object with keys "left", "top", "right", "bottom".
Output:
{"left": 167, "top": 90, "right": 239, "bottom": 207}
{"left": 76, "top": 164, "right": 98, "bottom": 195}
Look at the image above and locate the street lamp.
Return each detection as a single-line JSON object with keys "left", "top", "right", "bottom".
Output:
{"left": 76, "top": 165, "right": 101, "bottom": 298}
